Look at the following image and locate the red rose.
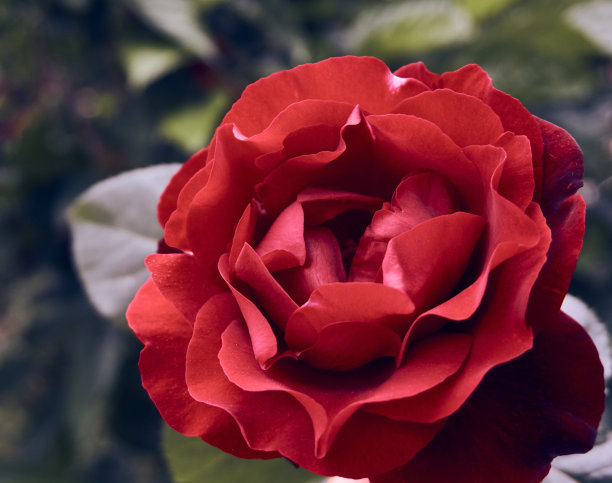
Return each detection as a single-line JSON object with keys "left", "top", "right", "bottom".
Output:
{"left": 127, "top": 57, "right": 604, "bottom": 482}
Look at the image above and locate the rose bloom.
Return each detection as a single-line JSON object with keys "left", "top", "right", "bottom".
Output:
{"left": 127, "top": 57, "right": 605, "bottom": 482}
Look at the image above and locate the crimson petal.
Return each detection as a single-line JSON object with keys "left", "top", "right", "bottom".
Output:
{"left": 382, "top": 212, "right": 485, "bottom": 313}
{"left": 372, "top": 312, "right": 604, "bottom": 483}
{"left": 127, "top": 281, "right": 276, "bottom": 459}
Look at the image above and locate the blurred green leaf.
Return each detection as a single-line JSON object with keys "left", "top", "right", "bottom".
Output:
{"left": 120, "top": 41, "right": 188, "bottom": 90}
{"left": 458, "top": 0, "right": 519, "bottom": 20}
{"left": 566, "top": 1, "right": 612, "bottom": 56}
{"left": 345, "top": 0, "right": 474, "bottom": 57}
{"left": 159, "top": 90, "right": 230, "bottom": 153}
{"left": 123, "top": 0, "right": 218, "bottom": 60}
{"left": 162, "top": 425, "right": 318, "bottom": 483}
{"left": 67, "top": 164, "right": 180, "bottom": 320}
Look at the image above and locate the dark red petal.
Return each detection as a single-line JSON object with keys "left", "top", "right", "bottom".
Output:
{"left": 382, "top": 212, "right": 485, "bottom": 312}
{"left": 186, "top": 123, "right": 263, "bottom": 263}
{"left": 537, "top": 118, "right": 584, "bottom": 208}
{"left": 392, "top": 89, "right": 504, "bottom": 147}
{"left": 218, "top": 254, "right": 279, "bottom": 366}
{"left": 233, "top": 243, "right": 298, "bottom": 331}
{"left": 158, "top": 148, "right": 208, "bottom": 228}
{"left": 494, "top": 132, "right": 535, "bottom": 210}
{"left": 163, "top": 162, "right": 213, "bottom": 251}
{"left": 392, "top": 172, "right": 459, "bottom": 217}
{"left": 489, "top": 89, "right": 544, "bottom": 197}
{"left": 255, "top": 201, "right": 306, "bottom": 271}
{"left": 528, "top": 120, "right": 585, "bottom": 332}
{"left": 285, "top": 282, "right": 415, "bottom": 351}
{"left": 372, "top": 204, "right": 549, "bottom": 423}
{"left": 216, "top": 323, "right": 470, "bottom": 477}
{"left": 275, "top": 227, "right": 347, "bottom": 305}
{"left": 438, "top": 64, "right": 494, "bottom": 99}
{"left": 222, "top": 56, "right": 429, "bottom": 137}
{"left": 248, "top": 99, "right": 356, "bottom": 157}
{"left": 146, "top": 253, "right": 223, "bottom": 324}
{"left": 254, "top": 105, "right": 364, "bottom": 217}
{"left": 229, "top": 202, "right": 258, "bottom": 268}
{"left": 372, "top": 312, "right": 604, "bottom": 483}
{"left": 529, "top": 193, "right": 585, "bottom": 332}
{"left": 298, "top": 187, "right": 383, "bottom": 225}
{"left": 393, "top": 61, "right": 439, "bottom": 86}
{"left": 296, "top": 321, "right": 402, "bottom": 371}
{"left": 185, "top": 303, "right": 324, "bottom": 468}
{"left": 126, "top": 281, "right": 275, "bottom": 459}
{"left": 367, "top": 114, "right": 483, "bottom": 211}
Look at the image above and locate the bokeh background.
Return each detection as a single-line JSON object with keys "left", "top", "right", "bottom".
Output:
{"left": 2, "top": 0, "right": 612, "bottom": 481}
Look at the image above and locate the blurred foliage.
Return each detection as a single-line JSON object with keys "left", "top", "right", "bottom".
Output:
{"left": 162, "top": 425, "right": 318, "bottom": 483}
{"left": 1, "top": 0, "right": 612, "bottom": 481}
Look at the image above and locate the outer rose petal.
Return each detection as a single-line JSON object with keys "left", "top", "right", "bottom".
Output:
{"left": 222, "top": 56, "right": 429, "bottom": 137}
{"left": 372, "top": 312, "right": 604, "bottom": 483}
{"left": 146, "top": 253, "right": 224, "bottom": 324}
{"left": 212, "top": 319, "right": 471, "bottom": 477}
{"left": 126, "top": 280, "right": 277, "bottom": 459}
{"left": 157, "top": 147, "right": 208, "bottom": 228}
{"left": 528, "top": 120, "right": 585, "bottom": 332}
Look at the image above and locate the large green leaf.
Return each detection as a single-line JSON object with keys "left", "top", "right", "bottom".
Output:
{"left": 160, "top": 90, "right": 231, "bottom": 153}
{"left": 458, "top": 0, "right": 519, "bottom": 20}
{"left": 122, "top": 0, "right": 218, "bottom": 60}
{"left": 566, "top": 1, "right": 612, "bottom": 56}
{"left": 345, "top": 0, "right": 474, "bottom": 57}
{"left": 120, "top": 41, "right": 188, "bottom": 90}
{"left": 68, "top": 164, "right": 180, "bottom": 320}
{"left": 162, "top": 425, "right": 320, "bottom": 483}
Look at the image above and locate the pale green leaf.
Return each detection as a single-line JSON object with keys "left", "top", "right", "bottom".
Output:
{"left": 68, "top": 164, "right": 180, "bottom": 320}
{"left": 123, "top": 0, "right": 218, "bottom": 60}
{"left": 345, "top": 0, "right": 474, "bottom": 56}
{"left": 160, "top": 90, "right": 230, "bottom": 153}
{"left": 162, "top": 424, "right": 319, "bottom": 483}
{"left": 120, "top": 41, "right": 187, "bottom": 89}
{"left": 458, "top": 0, "right": 518, "bottom": 21}
{"left": 566, "top": 1, "right": 612, "bottom": 56}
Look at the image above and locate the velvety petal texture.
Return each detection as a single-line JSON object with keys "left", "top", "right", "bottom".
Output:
{"left": 126, "top": 56, "right": 604, "bottom": 482}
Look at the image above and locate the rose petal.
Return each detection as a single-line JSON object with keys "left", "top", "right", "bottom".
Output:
{"left": 367, "top": 114, "right": 482, "bottom": 212}
{"left": 371, "top": 204, "right": 549, "bottom": 423}
{"left": 223, "top": 56, "right": 429, "bottom": 137}
{"left": 391, "top": 172, "right": 459, "bottom": 218}
{"left": 438, "top": 64, "right": 494, "bottom": 99}
{"left": 489, "top": 89, "right": 544, "bottom": 198}
{"left": 158, "top": 147, "right": 208, "bottom": 228}
{"left": 538, "top": 119, "right": 584, "bottom": 209}
{"left": 127, "top": 281, "right": 276, "bottom": 459}
{"left": 494, "top": 132, "right": 535, "bottom": 210}
{"left": 392, "top": 89, "right": 504, "bottom": 147}
{"left": 371, "top": 312, "right": 604, "bottom": 483}
{"left": 285, "top": 282, "right": 415, "bottom": 351}
{"left": 218, "top": 254, "right": 279, "bottom": 367}
{"left": 217, "top": 322, "right": 470, "bottom": 477}
{"left": 256, "top": 201, "right": 306, "bottom": 271}
{"left": 527, "top": 121, "right": 585, "bottom": 332}
{"left": 146, "top": 253, "right": 223, "bottom": 324}
{"left": 234, "top": 243, "right": 298, "bottom": 330}
{"left": 163, "top": 161, "right": 213, "bottom": 251}
{"left": 275, "top": 227, "right": 347, "bottom": 305}
{"left": 249, "top": 99, "right": 357, "bottom": 162}
{"left": 393, "top": 61, "right": 439, "bottom": 87}
{"left": 296, "top": 321, "right": 402, "bottom": 371}
{"left": 186, "top": 123, "right": 264, "bottom": 263}
{"left": 382, "top": 212, "right": 485, "bottom": 313}
{"left": 298, "top": 187, "right": 383, "bottom": 225}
